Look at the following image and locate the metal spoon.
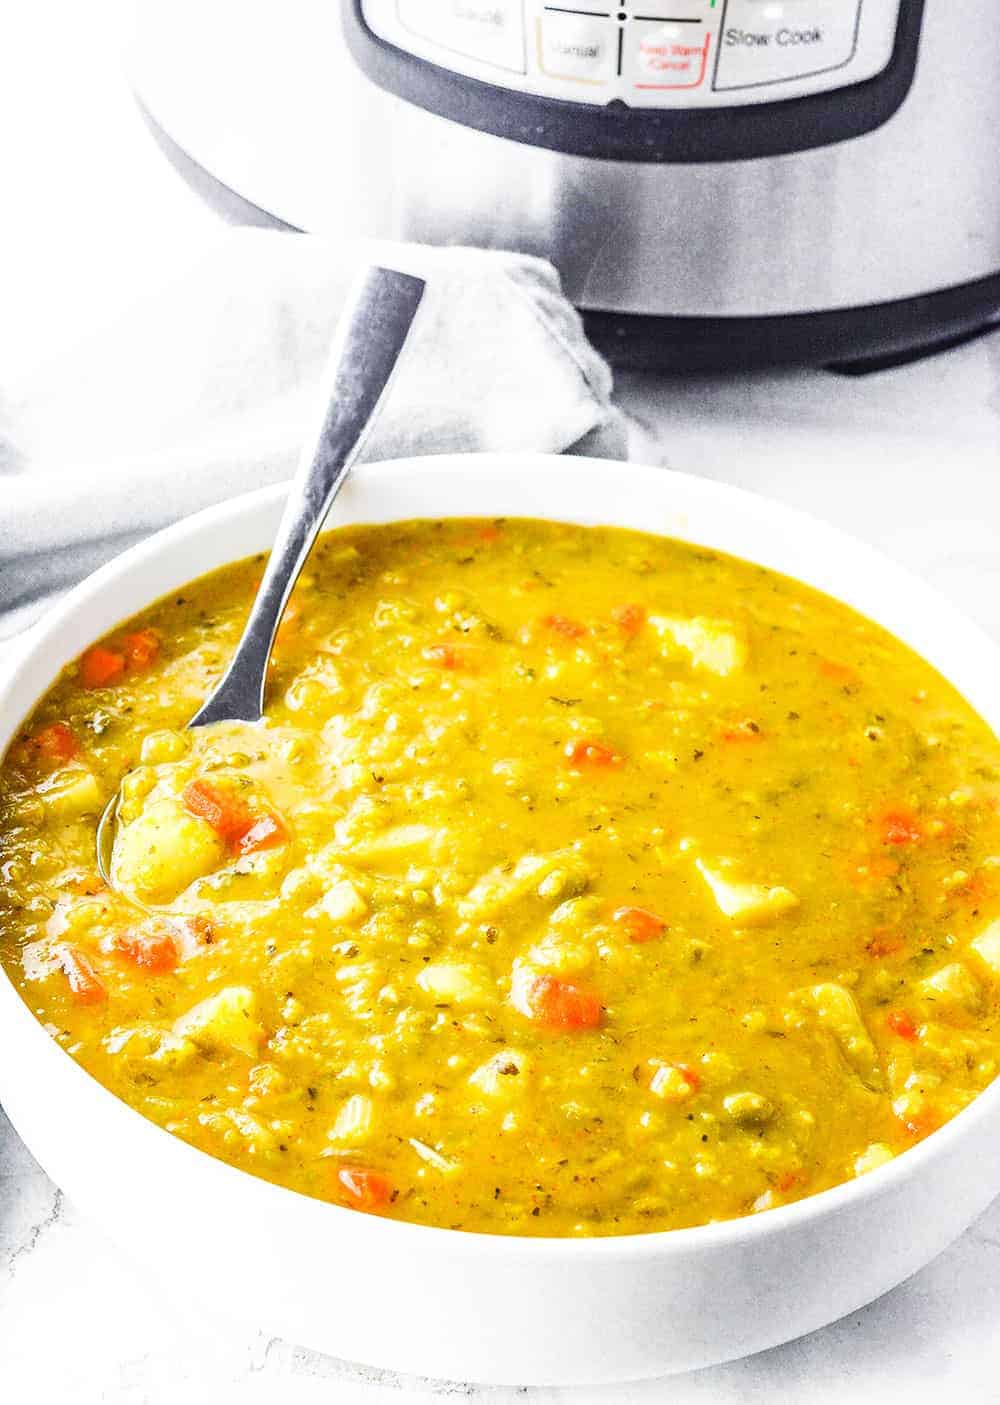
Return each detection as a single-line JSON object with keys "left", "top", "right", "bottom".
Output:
{"left": 97, "top": 265, "right": 426, "bottom": 884}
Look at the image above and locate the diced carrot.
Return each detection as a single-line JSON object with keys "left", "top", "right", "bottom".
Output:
{"left": 59, "top": 946, "right": 106, "bottom": 1005}
{"left": 112, "top": 928, "right": 179, "bottom": 974}
{"left": 542, "top": 614, "right": 587, "bottom": 640}
{"left": 182, "top": 779, "right": 253, "bottom": 849}
{"left": 423, "top": 643, "right": 462, "bottom": 669}
{"left": 878, "top": 807, "right": 923, "bottom": 846}
{"left": 818, "top": 659, "right": 857, "bottom": 684}
{"left": 674, "top": 1062, "right": 702, "bottom": 1093}
{"left": 80, "top": 646, "right": 125, "bottom": 689}
{"left": 564, "top": 738, "right": 623, "bottom": 770}
{"left": 613, "top": 905, "right": 666, "bottom": 943}
{"left": 899, "top": 1107, "right": 940, "bottom": 1142}
{"left": 886, "top": 1009, "right": 919, "bottom": 1043}
{"left": 28, "top": 722, "right": 79, "bottom": 767}
{"left": 121, "top": 628, "right": 160, "bottom": 671}
{"left": 335, "top": 1166, "right": 395, "bottom": 1212}
{"left": 721, "top": 719, "right": 764, "bottom": 744}
{"left": 477, "top": 524, "right": 502, "bottom": 543}
{"left": 519, "top": 973, "right": 602, "bottom": 1030}
{"left": 775, "top": 1169, "right": 805, "bottom": 1194}
{"left": 275, "top": 600, "right": 301, "bottom": 648}
{"left": 866, "top": 928, "right": 904, "bottom": 959}
{"left": 68, "top": 873, "right": 105, "bottom": 897}
{"left": 236, "top": 813, "right": 287, "bottom": 857}
{"left": 612, "top": 603, "right": 646, "bottom": 637}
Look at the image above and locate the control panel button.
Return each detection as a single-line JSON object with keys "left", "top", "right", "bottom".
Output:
{"left": 626, "top": 1, "right": 714, "bottom": 15}
{"left": 538, "top": 10, "right": 616, "bottom": 85}
{"left": 714, "top": 0, "right": 861, "bottom": 90}
{"left": 628, "top": 19, "right": 713, "bottom": 90}
{"left": 397, "top": 0, "right": 526, "bottom": 73}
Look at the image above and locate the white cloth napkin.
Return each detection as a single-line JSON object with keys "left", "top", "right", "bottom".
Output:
{"left": 0, "top": 231, "right": 626, "bottom": 638}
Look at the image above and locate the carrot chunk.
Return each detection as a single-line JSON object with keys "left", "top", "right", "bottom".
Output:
{"left": 613, "top": 906, "right": 666, "bottom": 943}
{"left": 59, "top": 946, "right": 106, "bottom": 1005}
{"left": 28, "top": 722, "right": 79, "bottom": 767}
{"left": 886, "top": 1010, "right": 919, "bottom": 1043}
{"left": 866, "top": 929, "right": 904, "bottom": 959}
{"left": 520, "top": 973, "right": 602, "bottom": 1030}
{"left": 564, "top": 738, "right": 623, "bottom": 770}
{"left": 121, "top": 628, "right": 160, "bottom": 671}
{"left": 674, "top": 1062, "right": 702, "bottom": 1093}
{"left": 423, "top": 643, "right": 462, "bottom": 669}
{"left": 112, "top": 928, "right": 179, "bottom": 974}
{"left": 899, "top": 1107, "right": 940, "bottom": 1142}
{"left": 818, "top": 659, "right": 857, "bottom": 684}
{"left": 612, "top": 603, "right": 646, "bottom": 637}
{"left": 542, "top": 614, "right": 587, "bottom": 640}
{"left": 182, "top": 779, "right": 253, "bottom": 849}
{"left": 236, "top": 813, "right": 288, "bottom": 857}
{"left": 335, "top": 1166, "right": 395, "bottom": 1212}
{"left": 721, "top": 719, "right": 764, "bottom": 744}
{"left": 878, "top": 808, "right": 924, "bottom": 846}
{"left": 80, "top": 646, "right": 125, "bottom": 689}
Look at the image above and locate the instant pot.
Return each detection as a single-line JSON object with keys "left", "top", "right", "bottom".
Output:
{"left": 128, "top": 0, "right": 1000, "bottom": 369}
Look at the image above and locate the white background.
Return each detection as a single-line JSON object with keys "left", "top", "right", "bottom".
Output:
{"left": 2, "top": 3, "right": 1000, "bottom": 1401}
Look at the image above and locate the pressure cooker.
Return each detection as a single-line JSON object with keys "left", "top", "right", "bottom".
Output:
{"left": 128, "top": 0, "right": 1000, "bottom": 368}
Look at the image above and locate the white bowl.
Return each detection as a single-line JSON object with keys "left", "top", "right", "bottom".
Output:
{"left": 3, "top": 454, "right": 1000, "bottom": 1387}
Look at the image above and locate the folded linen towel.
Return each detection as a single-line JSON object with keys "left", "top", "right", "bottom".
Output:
{"left": 0, "top": 231, "right": 626, "bottom": 638}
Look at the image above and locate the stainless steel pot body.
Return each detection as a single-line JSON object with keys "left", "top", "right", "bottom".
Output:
{"left": 390, "top": 0, "right": 1000, "bottom": 317}
{"left": 128, "top": 0, "right": 999, "bottom": 323}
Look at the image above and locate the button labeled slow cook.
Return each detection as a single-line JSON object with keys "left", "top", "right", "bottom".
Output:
{"left": 397, "top": 0, "right": 526, "bottom": 74}
{"left": 714, "top": 0, "right": 861, "bottom": 90}
{"left": 538, "top": 11, "right": 616, "bottom": 85}
{"left": 628, "top": 20, "right": 712, "bottom": 89}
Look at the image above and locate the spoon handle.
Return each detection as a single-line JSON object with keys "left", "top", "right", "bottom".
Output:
{"left": 190, "top": 266, "right": 426, "bottom": 727}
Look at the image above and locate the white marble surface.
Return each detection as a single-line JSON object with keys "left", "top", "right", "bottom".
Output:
{"left": 4, "top": 3, "right": 1000, "bottom": 1402}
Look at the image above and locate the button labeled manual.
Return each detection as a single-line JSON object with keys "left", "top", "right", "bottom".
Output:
{"left": 398, "top": 0, "right": 526, "bottom": 74}
{"left": 538, "top": 12, "right": 616, "bottom": 85}
{"left": 714, "top": 0, "right": 861, "bottom": 90}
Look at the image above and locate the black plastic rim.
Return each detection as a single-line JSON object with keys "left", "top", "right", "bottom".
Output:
{"left": 584, "top": 273, "right": 1000, "bottom": 372}
{"left": 343, "top": 0, "right": 926, "bottom": 163}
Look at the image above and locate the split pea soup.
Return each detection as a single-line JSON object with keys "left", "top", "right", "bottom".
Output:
{"left": 3, "top": 517, "right": 1000, "bottom": 1237}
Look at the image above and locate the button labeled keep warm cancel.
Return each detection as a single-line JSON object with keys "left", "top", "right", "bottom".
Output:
{"left": 628, "top": 21, "right": 712, "bottom": 90}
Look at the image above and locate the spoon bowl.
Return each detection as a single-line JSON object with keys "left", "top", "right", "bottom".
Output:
{"left": 96, "top": 265, "right": 425, "bottom": 885}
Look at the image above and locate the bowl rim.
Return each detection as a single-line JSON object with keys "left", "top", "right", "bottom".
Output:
{"left": 3, "top": 449, "right": 1000, "bottom": 1262}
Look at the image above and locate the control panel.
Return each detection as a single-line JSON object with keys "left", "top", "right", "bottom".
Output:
{"left": 360, "top": 0, "right": 903, "bottom": 108}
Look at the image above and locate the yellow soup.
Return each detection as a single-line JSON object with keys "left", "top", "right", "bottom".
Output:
{"left": 4, "top": 518, "right": 1000, "bottom": 1236}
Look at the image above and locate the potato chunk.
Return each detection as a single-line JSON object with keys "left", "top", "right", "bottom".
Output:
{"left": 854, "top": 1143, "right": 894, "bottom": 1177}
{"left": 798, "top": 982, "right": 881, "bottom": 1089}
{"left": 460, "top": 850, "right": 590, "bottom": 920}
{"left": 919, "top": 962, "right": 981, "bottom": 1014}
{"left": 417, "top": 962, "right": 494, "bottom": 1006}
{"left": 339, "top": 823, "right": 438, "bottom": 866}
{"left": 328, "top": 1093, "right": 375, "bottom": 1145}
{"left": 113, "top": 798, "right": 225, "bottom": 903}
{"left": 969, "top": 919, "right": 1000, "bottom": 975}
{"left": 39, "top": 767, "right": 103, "bottom": 818}
{"left": 723, "top": 1091, "right": 775, "bottom": 1127}
{"left": 696, "top": 860, "right": 798, "bottom": 926}
{"left": 648, "top": 615, "right": 747, "bottom": 677}
{"left": 174, "top": 986, "right": 263, "bottom": 1058}
{"left": 469, "top": 1048, "right": 530, "bottom": 1098}
{"left": 306, "top": 879, "right": 368, "bottom": 926}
